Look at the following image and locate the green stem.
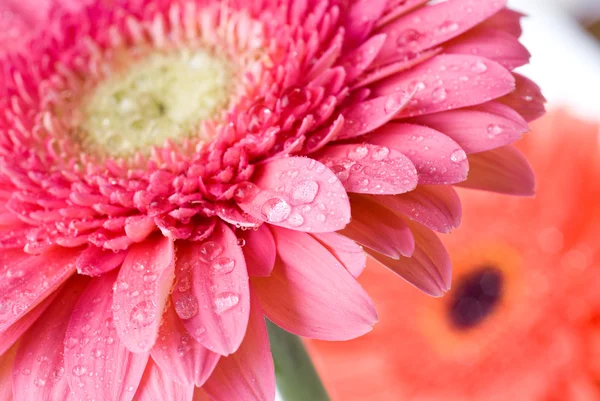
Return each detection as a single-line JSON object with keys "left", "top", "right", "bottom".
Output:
{"left": 266, "top": 320, "right": 331, "bottom": 401}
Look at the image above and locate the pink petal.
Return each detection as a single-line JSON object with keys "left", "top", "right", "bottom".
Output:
{"left": 113, "top": 235, "right": 175, "bottom": 353}
{"left": 353, "top": 48, "right": 441, "bottom": 89}
{"left": 13, "top": 277, "right": 88, "bottom": 401}
{"left": 125, "top": 216, "right": 158, "bottom": 242}
{"left": 343, "top": 0, "right": 387, "bottom": 48}
{"left": 336, "top": 91, "right": 414, "bottom": 140}
{"left": 376, "top": 0, "right": 430, "bottom": 29}
{"left": 367, "top": 123, "right": 469, "bottom": 185}
{"left": 340, "top": 195, "right": 414, "bottom": 259}
{"left": 240, "top": 225, "right": 276, "bottom": 277}
{"left": 0, "top": 346, "right": 16, "bottom": 401}
{"left": 217, "top": 206, "right": 260, "bottom": 229}
{"left": 0, "top": 291, "right": 56, "bottom": 356}
{"left": 65, "top": 272, "right": 149, "bottom": 401}
{"left": 172, "top": 222, "right": 250, "bottom": 356}
{"left": 376, "top": 0, "right": 507, "bottom": 65}
{"left": 317, "top": 143, "right": 418, "bottom": 195}
{"left": 408, "top": 103, "right": 529, "bottom": 154}
{"left": 253, "top": 228, "right": 377, "bottom": 340}
{"left": 76, "top": 245, "right": 127, "bottom": 277}
{"left": 203, "top": 291, "right": 275, "bottom": 401}
{"left": 374, "top": 55, "right": 516, "bottom": 117}
{"left": 458, "top": 145, "right": 535, "bottom": 196}
{"left": 340, "top": 34, "right": 387, "bottom": 82}
{"left": 479, "top": 8, "right": 524, "bottom": 37}
{"left": 499, "top": 73, "right": 546, "bottom": 122}
{"left": 151, "top": 305, "right": 220, "bottom": 387}
{"left": 134, "top": 360, "right": 194, "bottom": 401}
{"left": 312, "top": 233, "right": 366, "bottom": 278}
{"left": 371, "top": 185, "right": 462, "bottom": 234}
{"left": 0, "top": 247, "right": 77, "bottom": 333}
{"left": 368, "top": 221, "right": 452, "bottom": 297}
{"left": 445, "top": 28, "right": 530, "bottom": 70}
{"left": 237, "top": 157, "right": 350, "bottom": 232}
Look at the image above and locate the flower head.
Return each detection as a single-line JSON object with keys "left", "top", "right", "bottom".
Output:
{"left": 0, "top": 0, "right": 544, "bottom": 399}
{"left": 309, "top": 111, "right": 600, "bottom": 401}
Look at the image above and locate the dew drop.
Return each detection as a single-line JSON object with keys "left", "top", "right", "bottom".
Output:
{"left": 233, "top": 182, "right": 260, "bottom": 203}
{"left": 450, "top": 149, "right": 467, "bottom": 163}
{"left": 175, "top": 294, "right": 199, "bottom": 320}
{"left": 212, "top": 257, "right": 235, "bottom": 274}
{"left": 396, "top": 29, "right": 422, "bottom": 47}
{"left": 213, "top": 293, "right": 240, "bottom": 314}
{"left": 261, "top": 198, "right": 292, "bottom": 223}
{"left": 72, "top": 365, "right": 87, "bottom": 377}
{"left": 471, "top": 61, "right": 488, "bottom": 73}
{"left": 384, "top": 96, "right": 400, "bottom": 113}
{"left": 432, "top": 88, "right": 447, "bottom": 104}
{"left": 287, "top": 213, "right": 305, "bottom": 227}
{"left": 236, "top": 238, "right": 246, "bottom": 247}
{"left": 130, "top": 301, "right": 156, "bottom": 328}
{"left": 90, "top": 349, "right": 103, "bottom": 359}
{"left": 348, "top": 144, "right": 369, "bottom": 160}
{"left": 291, "top": 181, "right": 319, "bottom": 205}
{"left": 177, "top": 275, "right": 192, "bottom": 292}
{"left": 143, "top": 273, "right": 158, "bottom": 283}
{"left": 486, "top": 124, "right": 504, "bottom": 137}
{"left": 198, "top": 241, "right": 223, "bottom": 262}
{"left": 330, "top": 165, "right": 349, "bottom": 182}
{"left": 435, "top": 20, "right": 459, "bottom": 35}
{"left": 371, "top": 146, "right": 390, "bottom": 161}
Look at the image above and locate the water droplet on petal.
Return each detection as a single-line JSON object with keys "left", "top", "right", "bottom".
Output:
{"left": 450, "top": 149, "right": 467, "bottom": 163}
{"left": 177, "top": 275, "right": 191, "bottom": 292}
{"left": 236, "top": 238, "right": 246, "bottom": 247}
{"left": 212, "top": 257, "right": 235, "bottom": 274}
{"left": 213, "top": 293, "right": 240, "bottom": 314}
{"left": 486, "top": 124, "right": 504, "bottom": 137}
{"left": 330, "top": 165, "right": 349, "bottom": 182}
{"left": 471, "top": 61, "right": 488, "bottom": 73}
{"left": 371, "top": 146, "right": 390, "bottom": 161}
{"left": 287, "top": 213, "right": 305, "bottom": 227}
{"left": 132, "top": 262, "right": 146, "bottom": 272}
{"left": 348, "top": 145, "right": 369, "bottom": 160}
{"left": 175, "top": 294, "right": 199, "bottom": 320}
{"left": 143, "top": 273, "right": 158, "bottom": 283}
{"left": 233, "top": 182, "right": 260, "bottom": 203}
{"left": 261, "top": 198, "right": 292, "bottom": 223}
{"left": 199, "top": 241, "right": 223, "bottom": 262}
{"left": 291, "top": 181, "right": 319, "bottom": 205}
{"left": 396, "top": 29, "right": 422, "bottom": 47}
{"left": 435, "top": 20, "right": 459, "bottom": 35}
{"left": 130, "top": 300, "right": 156, "bottom": 328}
{"left": 72, "top": 365, "right": 87, "bottom": 377}
{"left": 432, "top": 88, "right": 447, "bottom": 103}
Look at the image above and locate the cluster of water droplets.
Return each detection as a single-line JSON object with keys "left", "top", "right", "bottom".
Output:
{"left": 323, "top": 144, "right": 417, "bottom": 194}
{"left": 174, "top": 240, "right": 241, "bottom": 328}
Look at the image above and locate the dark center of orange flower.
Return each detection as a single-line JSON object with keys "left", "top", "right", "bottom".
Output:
{"left": 449, "top": 266, "right": 503, "bottom": 329}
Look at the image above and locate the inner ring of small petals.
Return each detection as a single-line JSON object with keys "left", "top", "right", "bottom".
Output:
{"left": 70, "top": 47, "right": 235, "bottom": 158}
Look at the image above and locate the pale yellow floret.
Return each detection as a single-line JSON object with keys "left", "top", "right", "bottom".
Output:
{"left": 79, "top": 48, "right": 234, "bottom": 157}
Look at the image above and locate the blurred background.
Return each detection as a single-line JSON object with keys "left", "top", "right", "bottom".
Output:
{"left": 299, "top": 1, "right": 600, "bottom": 400}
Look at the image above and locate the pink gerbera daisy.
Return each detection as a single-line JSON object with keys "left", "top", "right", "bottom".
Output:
{"left": 0, "top": 0, "right": 544, "bottom": 400}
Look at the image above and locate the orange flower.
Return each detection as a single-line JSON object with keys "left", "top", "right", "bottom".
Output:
{"left": 308, "top": 111, "right": 600, "bottom": 401}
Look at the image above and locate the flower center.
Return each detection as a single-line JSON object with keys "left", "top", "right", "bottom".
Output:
{"left": 448, "top": 266, "right": 503, "bottom": 329}
{"left": 77, "top": 48, "right": 234, "bottom": 157}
